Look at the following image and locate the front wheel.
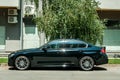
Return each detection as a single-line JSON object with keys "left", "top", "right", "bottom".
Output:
{"left": 79, "top": 56, "right": 94, "bottom": 71}
{"left": 15, "top": 56, "right": 30, "bottom": 70}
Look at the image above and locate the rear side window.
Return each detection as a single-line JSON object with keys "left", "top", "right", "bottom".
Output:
{"left": 63, "top": 43, "right": 87, "bottom": 48}
{"left": 78, "top": 43, "right": 87, "bottom": 48}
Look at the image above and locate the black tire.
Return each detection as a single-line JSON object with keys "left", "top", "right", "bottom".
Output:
{"left": 15, "top": 56, "right": 30, "bottom": 70}
{"left": 79, "top": 56, "right": 94, "bottom": 71}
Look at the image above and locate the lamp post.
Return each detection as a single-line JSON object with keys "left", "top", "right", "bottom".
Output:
{"left": 20, "top": 0, "right": 23, "bottom": 49}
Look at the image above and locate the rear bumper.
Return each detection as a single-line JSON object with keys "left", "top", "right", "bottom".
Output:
{"left": 95, "top": 54, "right": 108, "bottom": 65}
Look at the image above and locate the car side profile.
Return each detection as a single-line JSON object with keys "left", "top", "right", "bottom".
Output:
{"left": 8, "top": 39, "right": 108, "bottom": 71}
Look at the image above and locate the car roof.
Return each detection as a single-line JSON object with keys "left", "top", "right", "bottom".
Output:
{"left": 49, "top": 39, "right": 86, "bottom": 44}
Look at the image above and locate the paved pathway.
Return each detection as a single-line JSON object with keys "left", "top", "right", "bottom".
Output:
{"left": 0, "top": 65, "right": 120, "bottom": 80}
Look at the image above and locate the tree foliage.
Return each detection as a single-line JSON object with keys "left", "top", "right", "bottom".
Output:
{"left": 35, "top": 0, "right": 106, "bottom": 45}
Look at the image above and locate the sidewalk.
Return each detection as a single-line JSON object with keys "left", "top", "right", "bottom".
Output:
{"left": 0, "top": 63, "right": 9, "bottom": 70}
{"left": 98, "top": 64, "right": 120, "bottom": 71}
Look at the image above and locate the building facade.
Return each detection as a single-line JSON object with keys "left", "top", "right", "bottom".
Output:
{"left": 0, "top": 0, "right": 20, "bottom": 52}
{"left": 0, "top": 0, "right": 45, "bottom": 53}
{"left": 97, "top": 0, "right": 120, "bottom": 52}
{"left": 0, "top": 0, "right": 120, "bottom": 53}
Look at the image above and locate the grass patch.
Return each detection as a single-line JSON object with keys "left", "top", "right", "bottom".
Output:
{"left": 0, "top": 58, "right": 120, "bottom": 64}
{"left": 109, "top": 59, "right": 120, "bottom": 64}
{"left": 0, "top": 58, "right": 8, "bottom": 63}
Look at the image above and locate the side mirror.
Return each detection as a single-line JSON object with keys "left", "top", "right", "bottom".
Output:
{"left": 42, "top": 47, "right": 47, "bottom": 52}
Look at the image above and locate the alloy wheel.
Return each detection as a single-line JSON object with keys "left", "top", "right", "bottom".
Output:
{"left": 15, "top": 56, "right": 30, "bottom": 70}
{"left": 79, "top": 56, "right": 94, "bottom": 71}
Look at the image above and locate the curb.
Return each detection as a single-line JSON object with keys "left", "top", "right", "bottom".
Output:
{"left": 0, "top": 63, "right": 120, "bottom": 67}
{"left": 0, "top": 63, "right": 8, "bottom": 67}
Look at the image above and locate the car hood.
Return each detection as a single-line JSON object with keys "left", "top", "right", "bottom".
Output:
{"left": 14, "top": 48, "right": 41, "bottom": 53}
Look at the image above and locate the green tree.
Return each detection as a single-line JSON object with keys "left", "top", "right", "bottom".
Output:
{"left": 35, "top": 0, "right": 105, "bottom": 45}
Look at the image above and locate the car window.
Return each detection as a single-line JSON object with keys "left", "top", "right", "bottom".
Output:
{"left": 46, "top": 44, "right": 57, "bottom": 49}
{"left": 78, "top": 43, "right": 87, "bottom": 48}
{"left": 44, "top": 41, "right": 87, "bottom": 49}
{"left": 57, "top": 43, "right": 74, "bottom": 48}
{"left": 57, "top": 43, "right": 65, "bottom": 49}
{"left": 71, "top": 44, "right": 78, "bottom": 48}
{"left": 65, "top": 44, "right": 72, "bottom": 48}
{"left": 64, "top": 43, "right": 87, "bottom": 48}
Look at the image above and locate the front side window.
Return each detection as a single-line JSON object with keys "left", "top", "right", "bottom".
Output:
{"left": 57, "top": 43, "right": 65, "bottom": 48}
{"left": 47, "top": 43, "right": 66, "bottom": 49}
{"left": 46, "top": 44, "right": 57, "bottom": 49}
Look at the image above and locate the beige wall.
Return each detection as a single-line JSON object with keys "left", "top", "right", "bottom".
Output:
{"left": 23, "top": 24, "right": 40, "bottom": 49}
{"left": 5, "top": 40, "right": 20, "bottom": 52}
{"left": 0, "top": 0, "right": 19, "bottom": 8}
{"left": 96, "top": 0, "right": 120, "bottom": 10}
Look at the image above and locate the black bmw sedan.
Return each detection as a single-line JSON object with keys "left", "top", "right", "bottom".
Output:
{"left": 8, "top": 39, "right": 108, "bottom": 71}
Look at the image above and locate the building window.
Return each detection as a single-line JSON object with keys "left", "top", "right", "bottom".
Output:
{"left": 25, "top": 24, "right": 35, "bottom": 34}
{"left": 105, "top": 20, "right": 120, "bottom": 29}
{"left": 103, "top": 19, "right": 120, "bottom": 46}
{"left": 24, "top": 0, "right": 34, "bottom": 5}
{"left": 23, "top": 17, "right": 36, "bottom": 34}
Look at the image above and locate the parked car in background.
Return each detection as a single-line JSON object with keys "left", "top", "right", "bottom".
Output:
{"left": 8, "top": 39, "right": 108, "bottom": 71}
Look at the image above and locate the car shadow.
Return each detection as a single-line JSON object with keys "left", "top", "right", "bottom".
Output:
{"left": 93, "top": 66, "right": 107, "bottom": 71}
{"left": 9, "top": 66, "right": 107, "bottom": 71}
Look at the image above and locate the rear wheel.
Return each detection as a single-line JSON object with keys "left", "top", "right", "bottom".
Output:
{"left": 79, "top": 56, "right": 94, "bottom": 71}
{"left": 15, "top": 56, "right": 30, "bottom": 70}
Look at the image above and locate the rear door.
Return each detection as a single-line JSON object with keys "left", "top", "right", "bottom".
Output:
{"left": 63, "top": 42, "right": 89, "bottom": 65}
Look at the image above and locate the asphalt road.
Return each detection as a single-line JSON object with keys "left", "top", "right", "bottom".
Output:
{"left": 0, "top": 65, "right": 120, "bottom": 80}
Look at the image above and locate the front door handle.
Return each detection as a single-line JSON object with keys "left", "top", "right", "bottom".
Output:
{"left": 79, "top": 50, "right": 83, "bottom": 53}
{"left": 57, "top": 51, "right": 64, "bottom": 54}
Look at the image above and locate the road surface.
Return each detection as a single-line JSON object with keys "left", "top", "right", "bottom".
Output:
{"left": 0, "top": 65, "right": 120, "bottom": 80}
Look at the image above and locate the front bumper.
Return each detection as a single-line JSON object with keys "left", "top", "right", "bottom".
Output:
{"left": 8, "top": 57, "right": 14, "bottom": 66}
{"left": 8, "top": 53, "right": 15, "bottom": 66}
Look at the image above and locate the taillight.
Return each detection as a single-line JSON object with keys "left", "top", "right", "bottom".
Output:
{"left": 101, "top": 47, "right": 106, "bottom": 54}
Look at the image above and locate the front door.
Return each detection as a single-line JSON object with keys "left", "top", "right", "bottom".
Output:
{"left": 45, "top": 43, "right": 66, "bottom": 66}
{"left": 0, "top": 26, "right": 5, "bottom": 50}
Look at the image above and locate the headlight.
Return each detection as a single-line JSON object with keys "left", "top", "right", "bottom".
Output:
{"left": 8, "top": 53, "right": 15, "bottom": 58}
